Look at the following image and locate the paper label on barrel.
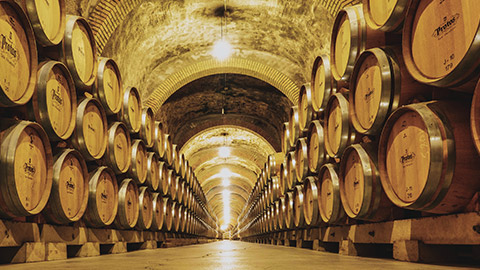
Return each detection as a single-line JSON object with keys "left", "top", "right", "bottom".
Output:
{"left": 369, "top": 0, "right": 397, "bottom": 26}
{"left": 0, "top": 4, "right": 30, "bottom": 102}
{"left": 344, "top": 151, "right": 364, "bottom": 215}
{"left": 34, "top": 0, "right": 61, "bottom": 40}
{"left": 103, "top": 62, "right": 121, "bottom": 113}
{"left": 96, "top": 172, "right": 115, "bottom": 223}
{"left": 83, "top": 102, "right": 104, "bottom": 158}
{"left": 386, "top": 111, "right": 430, "bottom": 203}
{"left": 314, "top": 63, "right": 326, "bottom": 110}
{"left": 59, "top": 154, "right": 84, "bottom": 219}
{"left": 334, "top": 16, "right": 351, "bottom": 78}
{"left": 411, "top": 0, "right": 480, "bottom": 78}
{"left": 114, "top": 127, "right": 129, "bottom": 172}
{"left": 355, "top": 54, "right": 382, "bottom": 131}
{"left": 46, "top": 66, "right": 72, "bottom": 138}
{"left": 14, "top": 127, "right": 47, "bottom": 212}
{"left": 72, "top": 22, "right": 94, "bottom": 83}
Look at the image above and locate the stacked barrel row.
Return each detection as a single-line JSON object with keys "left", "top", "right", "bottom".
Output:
{"left": 0, "top": 0, "right": 216, "bottom": 237}
{"left": 236, "top": 0, "right": 480, "bottom": 238}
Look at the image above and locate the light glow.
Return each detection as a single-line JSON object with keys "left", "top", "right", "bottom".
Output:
{"left": 220, "top": 224, "right": 229, "bottom": 231}
{"left": 218, "top": 146, "right": 231, "bottom": 158}
{"left": 222, "top": 178, "right": 230, "bottom": 187}
{"left": 211, "top": 39, "right": 232, "bottom": 61}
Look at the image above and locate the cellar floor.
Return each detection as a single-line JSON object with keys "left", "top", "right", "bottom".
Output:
{"left": 0, "top": 240, "right": 477, "bottom": 270}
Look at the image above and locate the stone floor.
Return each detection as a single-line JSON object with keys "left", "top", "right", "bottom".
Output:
{"left": 0, "top": 241, "right": 478, "bottom": 270}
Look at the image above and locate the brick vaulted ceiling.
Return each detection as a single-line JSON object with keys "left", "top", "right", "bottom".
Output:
{"left": 66, "top": 0, "right": 360, "bottom": 229}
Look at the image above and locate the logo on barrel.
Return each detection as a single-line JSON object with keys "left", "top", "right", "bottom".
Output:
{"left": 23, "top": 158, "right": 36, "bottom": 179}
{"left": 100, "top": 191, "right": 108, "bottom": 202}
{"left": 0, "top": 30, "right": 18, "bottom": 67}
{"left": 51, "top": 86, "right": 64, "bottom": 110}
{"left": 432, "top": 14, "right": 460, "bottom": 40}
{"left": 66, "top": 177, "right": 76, "bottom": 194}
{"left": 400, "top": 150, "right": 416, "bottom": 167}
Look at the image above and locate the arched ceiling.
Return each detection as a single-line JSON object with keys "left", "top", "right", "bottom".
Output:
{"left": 67, "top": 0, "right": 360, "bottom": 230}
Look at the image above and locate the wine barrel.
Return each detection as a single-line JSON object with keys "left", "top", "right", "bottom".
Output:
{"left": 30, "top": 61, "right": 76, "bottom": 141}
{"left": 170, "top": 175, "right": 180, "bottom": 201}
{"left": 324, "top": 93, "right": 357, "bottom": 159}
{"left": 284, "top": 191, "right": 295, "bottom": 229}
{"left": 349, "top": 47, "right": 432, "bottom": 135}
{"left": 311, "top": 55, "right": 336, "bottom": 112}
{"left": 281, "top": 122, "right": 291, "bottom": 155}
{"left": 150, "top": 192, "right": 164, "bottom": 231}
{"left": 138, "top": 107, "right": 154, "bottom": 148}
{"left": 83, "top": 166, "right": 118, "bottom": 227}
{"left": 183, "top": 184, "right": 191, "bottom": 208}
{"left": 114, "top": 178, "right": 139, "bottom": 229}
{"left": 293, "top": 185, "right": 306, "bottom": 228}
{"left": 43, "top": 149, "right": 88, "bottom": 224}
{"left": 177, "top": 179, "right": 185, "bottom": 205}
{"left": 303, "top": 176, "right": 321, "bottom": 226}
{"left": 379, "top": 101, "right": 480, "bottom": 213}
{"left": 153, "top": 121, "right": 165, "bottom": 159}
{"left": 174, "top": 203, "right": 182, "bottom": 232}
{"left": 271, "top": 176, "right": 280, "bottom": 203}
{"left": 318, "top": 164, "right": 346, "bottom": 224}
{"left": 158, "top": 162, "right": 170, "bottom": 197}
{"left": 339, "top": 143, "right": 392, "bottom": 221}
{"left": 286, "top": 151, "right": 298, "bottom": 191}
{"left": 128, "top": 139, "right": 147, "bottom": 185}
{"left": 266, "top": 152, "right": 284, "bottom": 178}
{"left": 298, "top": 83, "right": 314, "bottom": 132}
{"left": 23, "top": 0, "right": 65, "bottom": 46}
{"left": 173, "top": 144, "right": 181, "bottom": 174}
{"left": 121, "top": 87, "right": 141, "bottom": 134}
{"left": 402, "top": 0, "right": 480, "bottom": 91}
{"left": 295, "top": 138, "right": 308, "bottom": 183}
{"left": 363, "top": 0, "right": 409, "bottom": 32}
{"left": 146, "top": 152, "right": 160, "bottom": 191}
{"left": 164, "top": 134, "right": 173, "bottom": 167}
{"left": 71, "top": 97, "right": 107, "bottom": 161}
{"left": 277, "top": 196, "right": 286, "bottom": 230}
{"left": 180, "top": 207, "right": 188, "bottom": 232}
{"left": 0, "top": 121, "right": 52, "bottom": 218}
{"left": 288, "top": 106, "right": 300, "bottom": 146}
{"left": 104, "top": 122, "right": 131, "bottom": 174}
{"left": 135, "top": 186, "right": 153, "bottom": 230}
{"left": 471, "top": 79, "right": 480, "bottom": 156}
{"left": 279, "top": 161, "right": 288, "bottom": 195}
{"left": 307, "top": 120, "right": 325, "bottom": 174}
{"left": 0, "top": 0, "right": 37, "bottom": 107}
{"left": 44, "top": 15, "right": 97, "bottom": 91}
{"left": 94, "top": 58, "right": 122, "bottom": 115}
{"left": 180, "top": 154, "right": 187, "bottom": 179}
{"left": 272, "top": 200, "right": 280, "bottom": 231}
{"left": 186, "top": 164, "right": 193, "bottom": 186}
{"left": 164, "top": 198, "right": 174, "bottom": 231}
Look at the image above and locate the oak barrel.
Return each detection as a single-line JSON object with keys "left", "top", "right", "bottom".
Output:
{"left": 114, "top": 178, "right": 139, "bottom": 229}
{"left": 150, "top": 192, "right": 164, "bottom": 231}
{"left": 71, "top": 97, "right": 107, "bottom": 161}
{"left": 180, "top": 207, "right": 188, "bottom": 232}
{"left": 121, "top": 87, "right": 141, "bottom": 134}
{"left": 139, "top": 107, "right": 155, "bottom": 148}
{"left": 266, "top": 152, "right": 284, "bottom": 178}
{"left": 104, "top": 122, "right": 131, "bottom": 174}
{"left": 173, "top": 144, "right": 181, "bottom": 174}
{"left": 158, "top": 163, "right": 170, "bottom": 197}
{"left": 279, "top": 161, "right": 288, "bottom": 195}
{"left": 285, "top": 151, "right": 297, "bottom": 191}
{"left": 295, "top": 137, "right": 308, "bottom": 183}
{"left": 43, "top": 148, "right": 88, "bottom": 224}
{"left": 135, "top": 186, "right": 153, "bottom": 230}
{"left": 303, "top": 176, "right": 321, "bottom": 226}
{"left": 177, "top": 178, "right": 185, "bottom": 205}
{"left": 311, "top": 55, "right": 336, "bottom": 112}
{"left": 83, "top": 166, "right": 118, "bottom": 227}
{"left": 170, "top": 175, "right": 180, "bottom": 201}
{"left": 0, "top": 0, "right": 37, "bottom": 107}
{"left": 163, "top": 197, "right": 173, "bottom": 231}
{"left": 277, "top": 196, "right": 286, "bottom": 230}
{"left": 180, "top": 154, "right": 187, "bottom": 179}
{"left": 293, "top": 185, "right": 306, "bottom": 228}
{"left": 402, "top": 0, "right": 480, "bottom": 91}
{"left": 318, "top": 163, "right": 346, "bottom": 224}
{"left": 164, "top": 134, "right": 173, "bottom": 167}
{"left": 331, "top": 4, "right": 385, "bottom": 83}
{"left": 284, "top": 191, "right": 295, "bottom": 229}
{"left": 0, "top": 121, "right": 52, "bottom": 217}
{"left": 30, "top": 61, "right": 76, "bottom": 141}
{"left": 153, "top": 121, "right": 165, "bottom": 159}
{"left": 339, "top": 144, "right": 392, "bottom": 221}
{"left": 379, "top": 101, "right": 480, "bottom": 213}
{"left": 349, "top": 47, "right": 432, "bottom": 135}
{"left": 45, "top": 15, "right": 97, "bottom": 91}
{"left": 281, "top": 122, "right": 291, "bottom": 155}
{"left": 471, "top": 79, "right": 480, "bottom": 156}
{"left": 363, "top": 0, "right": 409, "bottom": 32}
{"left": 173, "top": 203, "right": 182, "bottom": 232}
{"left": 128, "top": 139, "right": 147, "bottom": 185}
{"left": 298, "top": 83, "right": 314, "bottom": 132}
{"left": 94, "top": 57, "right": 122, "bottom": 115}
{"left": 146, "top": 152, "right": 160, "bottom": 191}
{"left": 24, "top": 0, "right": 65, "bottom": 46}
{"left": 324, "top": 93, "right": 357, "bottom": 159}
{"left": 288, "top": 106, "right": 300, "bottom": 146}
{"left": 307, "top": 120, "right": 325, "bottom": 174}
